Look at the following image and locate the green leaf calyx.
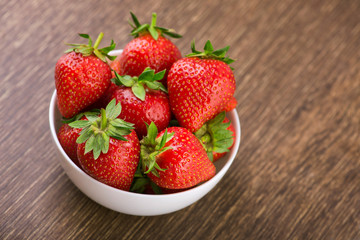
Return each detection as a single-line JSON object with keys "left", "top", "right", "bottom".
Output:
{"left": 65, "top": 32, "right": 117, "bottom": 62}
{"left": 68, "top": 99, "right": 134, "bottom": 159}
{"left": 140, "top": 122, "right": 174, "bottom": 177}
{"left": 111, "top": 67, "right": 167, "bottom": 101}
{"left": 61, "top": 109, "right": 100, "bottom": 124}
{"left": 129, "top": 12, "right": 182, "bottom": 40}
{"left": 194, "top": 112, "right": 234, "bottom": 161}
{"left": 130, "top": 164, "right": 163, "bottom": 194}
{"left": 185, "top": 40, "right": 235, "bottom": 66}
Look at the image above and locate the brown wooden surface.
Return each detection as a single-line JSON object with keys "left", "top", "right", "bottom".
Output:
{"left": 1, "top": 0, "right": 359, "bottom": 239}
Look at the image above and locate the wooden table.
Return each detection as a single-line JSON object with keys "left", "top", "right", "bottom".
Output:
{"left": 1, "top": 0, "right": 359, "bottom": 239}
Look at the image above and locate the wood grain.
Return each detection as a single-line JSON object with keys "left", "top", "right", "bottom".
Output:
{"left": 1, "top": 0, "right": 359, "bottom": 239}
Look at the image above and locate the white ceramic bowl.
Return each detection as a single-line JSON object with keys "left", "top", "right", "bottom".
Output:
{"left": 48, "top": 50, "right": 241, "bottom": 216}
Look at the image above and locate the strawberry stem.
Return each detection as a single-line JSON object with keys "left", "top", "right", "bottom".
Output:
{"left": 201, "top": 133, "right": 211, "bottom": 144}
{"left": 93, "top": 32, "right": 104, "bottom": 49}
{"left": 65, "top": 33, "right": 116, "bottom": 62}
{"left": 151, "top": 13, "right": 157, "bottom": 28}
{"left": 100, "top": 108, "right": 107, "bottom": 130}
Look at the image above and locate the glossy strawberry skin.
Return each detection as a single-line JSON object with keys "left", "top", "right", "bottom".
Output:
{"left": 114, "top": 34, "right": 181, "bottom": 86}
{"left": 110, "top": 86, "right": 171, "bottom": 138}
{"left": 148, "top": 127, "right": 216, "bottom": 189}
{"left": 55, "top": 52, "right": 112, "bottom": 118}
{"left": 57, "top": 123, "right": 82, "bottom": 167}
{"left": 110, "top": 57, "right": 122, "bottom": 77}
{"left": 89, "top": 81, "right": 118, "bottom": 110}
{"left": 167, "top": 57, "right": 236, "bottom": 132}
{"left": 77, "top": 130, "right": 140, "bottom": 191}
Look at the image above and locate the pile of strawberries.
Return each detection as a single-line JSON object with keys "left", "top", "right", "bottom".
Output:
{"left": 55, "top": 12, "right": 237, "bottom": 194}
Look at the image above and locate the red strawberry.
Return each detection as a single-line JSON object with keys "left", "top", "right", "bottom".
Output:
{"left": 108, "top": 68, "right": 171, "bottom": 138}
{"left": 69, "top": 100, "right": 140, "bottom": 191}
{"left": 55, "top": 33, "right": 116, "bottom": 118}
{"left": 58, "top": 123, "right": 82, "bottom": 167}
{"left": 140, "top": 123, "right": 216, "bottom": 189}
{"left": 130, "top": 164, "right": 187, "bottom": 194}
{"left": 110, "top": 56, "right": 122, "bottom": 78}
{"left": 194, "top": 112, "right": 236, "bottom": 162}
{"left": 57, "top": 111, "right": 99, "bottom": 167}
{"left": 113, "top": 12, "right": 182, "bottom": 86}
{"left": 130, "top": 168, "right": 189, "bottom": 194}
{"left": 167, "top": 40, "right": 236, "bottom": 132}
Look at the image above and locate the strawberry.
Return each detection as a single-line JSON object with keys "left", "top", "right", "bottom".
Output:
{"left": 110, "top": 56, "right": 122, "bottom": 78}
{"left": 112, "top": 12, "right": 182, "bottom": 86}
{"left": 167, "top": 40, "right": 236, "bottom": 132}
{"left": 58, "top": 123, "right": 82, "bottom": 167}
{"left": 130, "top": 163, "right": 188, "bottom": 194}
{"left": 140, "top": 123, "right": 216, "bottom": 189}
{"left": 69, "top": 99, "right": 140, "bottom": 191}
{"left": 130, "top": 167, "right": 189, "bottom": 194}
{"left": 194, "top": 112, "right": 236, "bottom": 162}
{"left": 57, "top": 111, "right": 100, "bottom": 167}
{"left": 108, "top": 67, "right": 171, "bottom": 138}
{"left": 55, "top": 33, "right": 116, "bottom": 118}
